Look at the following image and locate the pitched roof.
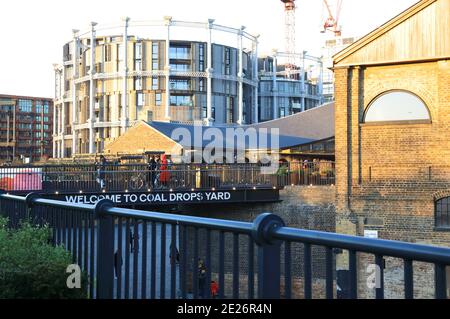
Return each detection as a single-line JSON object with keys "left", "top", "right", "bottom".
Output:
{"left": 250, "top": 102, "right": 335, "bottom": 141}
{"left": 147, "top": 121, "right": 316, "bottom": 150}
{"left": 333, "top": 0, "right": 450, "bottom": 66}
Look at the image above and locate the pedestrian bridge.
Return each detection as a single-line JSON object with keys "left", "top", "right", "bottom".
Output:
{"left": 0, "top": 162, "right": 335, "bottom": 206}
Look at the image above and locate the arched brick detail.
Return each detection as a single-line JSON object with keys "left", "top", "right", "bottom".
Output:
{"left": 431, "top": 190, "right": 450, "bottom": 201}
{"left": 364, "top": 81, "right": 435, "bottom": 120}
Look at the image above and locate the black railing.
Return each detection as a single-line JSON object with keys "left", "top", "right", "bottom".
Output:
{"left": 0, "top": 192, "right": 448, "bottom": 299}
{"left": 0, "top": 162, "right": 336, "bottom": 194}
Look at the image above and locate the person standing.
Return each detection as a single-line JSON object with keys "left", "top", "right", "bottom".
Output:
{"left": 159, "top": 154, "right": 170, "bottom": 188}
{"left": 154, "top": 155, "right": 161, "bottom": 187}
{"left": 96, "top": 155, "right": 107, "bottom": 189}
{"left": 147, "top": 156, "right": 156, "bottom": 189}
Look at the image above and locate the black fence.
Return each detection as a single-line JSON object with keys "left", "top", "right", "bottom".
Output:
{"left": 0, "top": 192, "right": 448, "bottom": 299}
{"left": 0, "top": 162, "right": 335, "bottom": 194}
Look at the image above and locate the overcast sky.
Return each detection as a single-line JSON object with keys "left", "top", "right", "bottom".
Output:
{"left": 0, "top": 0, "right": 418, "bottom": 98}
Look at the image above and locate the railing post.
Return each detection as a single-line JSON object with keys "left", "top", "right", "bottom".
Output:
{"left": 0, "top": 190, "right": 5, "bottom": 219}
{"left": 252, "top": 213, "right": 285, "bottom": 299}
{"left": 94, "top": 199, "right": 115, "bottom": 299}
{"left": 25, "top": 192, "right": 40, "bottom": 222}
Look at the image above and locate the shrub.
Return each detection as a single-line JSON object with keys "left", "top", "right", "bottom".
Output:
{"left": 0, "top": 217, "right": 87, "bottom": 299}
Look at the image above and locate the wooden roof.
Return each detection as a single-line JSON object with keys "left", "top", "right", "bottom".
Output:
{"left": 251, "top": 102, "right": 335, "bottom": 141}
{"left": 333, "top": 0, "right": 450, "bottom": 67}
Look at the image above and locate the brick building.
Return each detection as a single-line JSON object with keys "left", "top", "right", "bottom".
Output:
{"left": 0, "top": 94, "right": 53, "bottom": 163}
{"left": 333, "top": 0, "right": 450, "bottom": 297}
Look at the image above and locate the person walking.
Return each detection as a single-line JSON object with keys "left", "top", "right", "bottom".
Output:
{"left": 210, "top": 281, "right": 218, "bottom": 299}
{"left": 198, "top": 259, "right": 207, "bottom": 298}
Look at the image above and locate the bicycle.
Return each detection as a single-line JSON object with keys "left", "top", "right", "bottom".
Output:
{"left": 128, "top": 172, "right": 146, "bottom": 190}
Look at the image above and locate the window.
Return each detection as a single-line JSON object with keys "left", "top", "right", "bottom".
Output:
{"left": 0, "top": 104, "right": 13, "bottom": 112}
{"left": 117, "top": 44, "right": 124, "bottom": 71}
{"left": 170, "top": 63, "right": 190, "bottom": 72}
{"left": 152, "top": 78, "right": 159, "bottom": 90}
{"left": 137, "top": 93, "right": 144, "bottom": 107}
{"left": 170, "top": 79, "right": 190, "bottom": 90}
{"left": 436, "top": 197, "right": 450, "bottom": 229}
{"left": 199, "top": 44, "right": 205, "bottom": 71}
{"left": 224, "top": 48, "right": 231, "bottom": 75}
{"left": 364, "top": 91, "right": 430, "bottom": 123}
{"left": 155, "top": 93, "right": 162, "bottom": 106}
{"left": 135, "top": 60, "right": 142, "bottom": 72}
{"left": 135, "top": 42, "right": 142, "bottom": 71}
{"left": 44, "top": 103, "right": 49, "bottom": 114}
{"left": 36, "top": 101, "right": 43, "bottom": 113}
{"left": 134, "top": 77, "right": 142, "bottom": 90}
{"left": 170, "top": 45, "right": 190, "bottom": 60}
{"left": 19, "top": 123, "right": 32, "bottom": 130}
{"left": 135, "top": 42, "right": 142, "bottom": 60}
{"left": 199, "top": 79, "right": 205, "bottom": 92}
{"left": 152, "top": 43, "right": 159, "bottom": 70}
{"left": 105, "top": 45, "right": 112, "bottom": 62}
{"left": 226, "top": 97, "right": 234, "bottom": 123}
{"left": 18, "top": 99, "right": 32, "bottom": 112}
{"left": 170, "top": 95, "right": 192, "bottom": 107}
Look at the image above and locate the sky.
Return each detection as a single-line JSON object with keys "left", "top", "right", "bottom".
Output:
{"left": 0, "top": 0, "right": 418, "bottom": 98}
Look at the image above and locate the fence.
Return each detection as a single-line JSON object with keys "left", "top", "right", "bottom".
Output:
{"left": 0, "top": 162, "right": 336, "bottom": 193}
{"left": 0, "top": 192, "right": 448, "bottom": 299}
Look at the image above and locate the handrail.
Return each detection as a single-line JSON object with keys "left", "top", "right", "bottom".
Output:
{"left": 1, "top": 193, "right": 448, "bottom": 265}
{"left": 273, "top": 227, "right": 450, "bottom": 265}
{"left": 0, "top": 192, "right": 449, "bottom": 299}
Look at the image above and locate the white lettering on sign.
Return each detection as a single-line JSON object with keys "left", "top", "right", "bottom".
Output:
{"left": 64, "top": 191, "right": 233, "bottom": 205}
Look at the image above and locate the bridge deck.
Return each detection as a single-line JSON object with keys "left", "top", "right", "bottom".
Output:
{"left": 0, "top": 162, "right": 334, "bottom": 205}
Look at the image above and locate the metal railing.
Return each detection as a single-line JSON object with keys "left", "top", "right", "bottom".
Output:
{"left": 0, "top": 162, "right": 336, "bottom": 193}
{"left": 0, "top": 192, "right": 448, "bottom": 299}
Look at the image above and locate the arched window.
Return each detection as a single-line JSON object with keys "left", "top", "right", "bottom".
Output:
{"left": 435, "top": 197, "right": 450, "bottom": 229}
{"left": 364, "top": 90, "right": 431, "bottom": 123}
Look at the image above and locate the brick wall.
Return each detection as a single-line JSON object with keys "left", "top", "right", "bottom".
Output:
{"left": 175, "top": 185, "right": 336, "bottom": 296}
{"left": 334, "top": 59, "right": 450, "bottom": 298}
{"left": 104, "top": 121, "right": 182, "bottom": 156}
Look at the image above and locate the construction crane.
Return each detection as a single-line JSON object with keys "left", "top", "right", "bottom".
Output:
{"left": 280, "top": 0, "right": 297, "bottom": 68}
{"left": 322, "top": 0, "right": 343, "bottom": 37}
